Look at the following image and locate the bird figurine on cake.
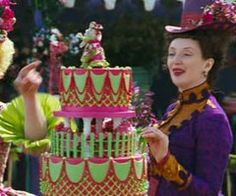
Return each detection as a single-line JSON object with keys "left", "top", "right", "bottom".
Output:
{"left": 77, "top": 21, "right": 110, "bottom": 68}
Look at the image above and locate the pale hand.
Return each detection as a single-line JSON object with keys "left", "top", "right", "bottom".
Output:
{"left": 14, "top": 60, "right": 42, "bottom": 98}
{"left": 141, "top": 126, "right": 169, "bottom": 163}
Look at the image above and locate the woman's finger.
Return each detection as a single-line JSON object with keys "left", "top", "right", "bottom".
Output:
{"left": 142, "top": 127, "right": 163, "bottom": 136}
{"left": 21, "top": 69, "right": 42, "bottom": 86}
{"left": 18, "top": 60, "right": 41, "bottom": 78}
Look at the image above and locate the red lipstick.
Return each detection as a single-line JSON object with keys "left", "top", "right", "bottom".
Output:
{"left": 172, "top": 68, "right": 185, "bottom": 76}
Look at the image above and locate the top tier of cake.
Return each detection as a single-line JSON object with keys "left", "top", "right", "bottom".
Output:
{"left": 56, "top": 66, "right": 134, "bottom": 118}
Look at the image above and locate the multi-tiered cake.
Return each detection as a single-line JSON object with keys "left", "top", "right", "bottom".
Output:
{"left": 40, "top": 22, "right": 148, "bottom": 195}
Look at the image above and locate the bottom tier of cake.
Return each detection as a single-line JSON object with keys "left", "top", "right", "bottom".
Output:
{"left": 40, "top": 153, "right": 148, "bottom": 196}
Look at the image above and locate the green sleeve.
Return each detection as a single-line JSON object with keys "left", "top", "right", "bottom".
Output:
{"left": 0, "top": 93, "right": 62, "bottom": 150}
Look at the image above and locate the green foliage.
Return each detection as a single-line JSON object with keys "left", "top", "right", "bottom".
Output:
{"left": 229, "top": 154, "right": 236, "bottom": 172}
{"left": 103, "top": 12, "right": 166, "bottom": 68}
{"left": 34, "top": 0, "right": 63, "bottom": 27}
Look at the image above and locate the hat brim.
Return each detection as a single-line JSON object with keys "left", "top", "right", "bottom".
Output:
{"left": 165, "top": 22, "right": 236, "bottom": 34}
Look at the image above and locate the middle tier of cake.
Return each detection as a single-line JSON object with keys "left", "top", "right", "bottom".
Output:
{"left": 50, "top": 123, "right": 146, "bottom": 158}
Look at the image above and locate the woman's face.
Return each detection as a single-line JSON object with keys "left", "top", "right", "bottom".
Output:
{"left": 167, "top": 38, "right": 213, "bottom": 91}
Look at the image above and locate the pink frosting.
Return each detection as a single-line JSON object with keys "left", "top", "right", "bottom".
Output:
{"left": 54, "top": 109, "right": 135, "bottom": 118}
{"left": 116, "top": 120, "right": 134, "bottom": 133}
{"left": 49, "top": 155, "right": 144, "bottom": 164}
{"left": 62, "top": 106, "right": 130, "bottom": 112}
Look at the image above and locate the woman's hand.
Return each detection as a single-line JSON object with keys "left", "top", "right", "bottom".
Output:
{"left": 142, "top": 126, "right": 169, "bottom": 163}
{"left": 14, "top": 60, "right": 47, "bottom": 141}
{"left": 14, "top": 60, "right": 42, "bottom": 98}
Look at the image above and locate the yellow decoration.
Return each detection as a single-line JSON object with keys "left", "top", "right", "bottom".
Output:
{"left": 0, "top": 38, "right": 14, "bottom": 77}
{"left": 158, "top": 82, "right": 215, "bottom": 135}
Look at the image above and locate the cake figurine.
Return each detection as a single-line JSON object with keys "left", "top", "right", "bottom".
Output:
{"left": 77, "top": 21, "right": 109, "bottom": 68}
{"left": 40, "top": 22, "right": 148, "bottom": 195}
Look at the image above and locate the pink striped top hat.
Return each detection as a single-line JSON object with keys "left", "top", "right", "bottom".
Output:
{"left": 165, "top": 0, "right": 236, "bottom": 34}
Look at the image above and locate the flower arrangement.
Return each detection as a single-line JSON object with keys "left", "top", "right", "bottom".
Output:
{"left": 65, "top": 33, "right": 80, "bottom": 55}
{"left": 32, "top": 27, "right": 67, "bottom": 62}
{"left": 32, "top": 27, "right": 65, "bottom": 92}
{"left": 62, "top": 33, "right": 80, "bottom": 66}
{"left": 32, "top": 27, "right": 80, "bottom": 66}
{"left": 0, "top": 0, "right": 15, "bottom": 32}
{"left": 201, "top": 0, "right": 236, "bottom": 25}
{"left": 0, "top": 0, "right": 16, "bottom": 41}
{"left": 32, "top": 28, "right": 52, "bottom": 60}
{"left": 131, "top": 84, "right": 157, "bottom": 128}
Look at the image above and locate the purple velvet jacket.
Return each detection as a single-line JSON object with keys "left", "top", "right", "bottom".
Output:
{"left": 152, "top": 83, "right": 233, "bottom": 196}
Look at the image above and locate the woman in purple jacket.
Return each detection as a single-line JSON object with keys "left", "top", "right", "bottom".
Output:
{"left": 142, "top": 0, "right": 235, "bottom": 195}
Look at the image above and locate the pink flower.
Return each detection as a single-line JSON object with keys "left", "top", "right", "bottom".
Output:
{"left": 0, "top": 3, "right": 15, "bottom": 32}
{"left": 202, "top": 12, "right": 214, "bottom": 24}
{"left": 117, "top": 120, "right": 134, "bottom": 133}
{"left": 1, "top": 17, "right": 15, "bottom": 31}
{"left": 2, "top": 6, "right": 14, "bottom": 19}
{"left": 0, "top": 0, "right": 10, "bottom": 6}
{"left": 102, "top": 119, "right": 113, "bottom": 132}
{"left": 56, "top": 122, "right": 65, "bottom": 130}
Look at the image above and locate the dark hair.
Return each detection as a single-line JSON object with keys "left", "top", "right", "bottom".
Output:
{"left": 163, "top": 29, "right": 232, "bottom": 86}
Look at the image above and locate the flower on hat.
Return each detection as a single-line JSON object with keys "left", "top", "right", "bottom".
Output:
{"left": 0, "top": 0, "right": 11, "bottom": 6}
{"left": 201, "top": 0, "right": 236, "bottom": 26}
{"left": 166, "top": 0, "right": 236, "bottom": 34}
{"left": 0, "top": 0, "right": 15, "bottom": 41}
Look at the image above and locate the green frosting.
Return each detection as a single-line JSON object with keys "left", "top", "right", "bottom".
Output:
{"left": 81, "top": 134, "right": 86, "bottom": 158}
{"left": 121, "top": 134, "right": 126, "bottom": 155}
{"left": 134, "top": 159, "right": 144, "bottom": 179}
{"left": 65, "top": 161, "right": 85, "bottom": 183}
{"left": 112, "top": 94, "right": 119, "bottom": 103}
{"left": 74, "top": 71, "right": 88, "bottom": 93}
{"left": 66, "top": 133, "right": 71, "bottom": 157}
{"left": 49, "top": 160, "right": 63, "bottom": 182}
{"left": 40, "top": 181, "right": 51, "bottom": 193}
{"left": 60, "top": 132, "right": 65, "bottom": 157}
{"left": 94, "top": 93, "right": 102, "bottom": 103}
{"left": 124, "top": 74, "right": 130, "bottom": 91}
{"left": 113, "top": 160, "right": 131, "bottom": 181}
{"left": 107, "top": 133, "right": 112, "bottom": 157}
{"left": 115, "top": 133, "right": 120, "bottom": 157}
{"left": 131, "top": 132, "right": 135, "bottom": 155}
{"left": 99, "top": 132, "right": 104, "bottom": 157}
{"left": 88, "top": 160, "right": 109, "bottom": 183}
{"left": 109, "top": 72, "right": 122, "bottom": 94}
{"left": 91, "top": 72, "right": 106, "bottom": 94}
{"left": 62, "top": 72, "right": 72, "bottom": 91}
{"left": 78, "top": 92, "right": 86, "bottom": 103}
{"left": 73, "top": 134, "right": 79, "bottom": 158}
{"left": 90, "top": 133, "right": 95, "bottom": 157}
{"left": 42, "top": 158, "right": 47, "bottom": 178}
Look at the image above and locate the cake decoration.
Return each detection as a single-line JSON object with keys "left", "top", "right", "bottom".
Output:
{"left": 40, "top": 21, "right": 148, "bottom": 196}
{"left": 77, "top": 21, "right": 109, "bottom": 68}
